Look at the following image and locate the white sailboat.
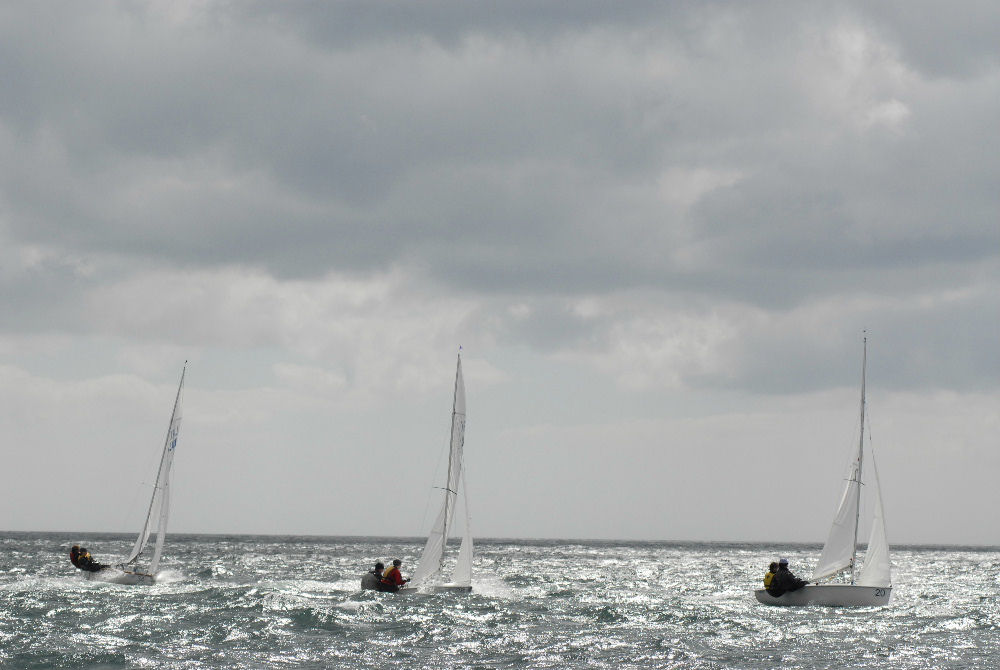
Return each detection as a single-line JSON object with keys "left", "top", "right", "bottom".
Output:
{"left": 402, "top": 352, "right": 473, "bottom": 593}
{"left": 88, "top": 364, "right": 186, "bottom": 585}
{"left": 756, "top": 337, "right": 892, "bottom": 607}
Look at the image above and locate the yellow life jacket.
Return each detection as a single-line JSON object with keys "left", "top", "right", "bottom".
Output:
{"left": 763, "top": 571, "right": 775, "bottom": 588}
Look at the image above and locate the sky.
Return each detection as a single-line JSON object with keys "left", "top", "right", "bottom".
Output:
{"left": 1, "top": 1, "right": 997, "bottom": 546}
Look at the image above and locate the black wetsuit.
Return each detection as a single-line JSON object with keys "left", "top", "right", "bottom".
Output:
{"left": 767, "top": 566, "right": 808, "bottom": 597}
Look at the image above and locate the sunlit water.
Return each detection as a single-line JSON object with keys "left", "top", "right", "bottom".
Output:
{"left": 1, "top": 533, "right": 998, "bottom": 668}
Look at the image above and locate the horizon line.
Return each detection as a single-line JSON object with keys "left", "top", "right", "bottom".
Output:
{"left": 3, "top": 529, "right": 997, "bottom": 551}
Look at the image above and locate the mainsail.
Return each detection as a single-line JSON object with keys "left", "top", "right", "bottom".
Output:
{"left": 124, "top": 364, "right": 185, "bottom": 575}
{"left": 811, "top": 338, "right": 891, "bottom": 587}
{"left": 410, "top": 353, "right": 471, "bottom": 588}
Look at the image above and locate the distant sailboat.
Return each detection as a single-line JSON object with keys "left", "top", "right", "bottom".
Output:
{"left": 403, "top": 352, "right": 472, "bottom": 593}
{"left": 88, "top": 364, "right": 186, "bottom": 585}
{"left": 756, "top": 337, "right": 892, "bottom": 607}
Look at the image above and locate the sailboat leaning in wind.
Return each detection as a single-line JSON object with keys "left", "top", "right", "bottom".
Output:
{"left": 756, "top": 337, "right": 892, "bottom": 607}
{"left": 401, "top": 352, "right": 473, "bottom": 593}
{"left": 82, "top": 364, "right": 186, "bottom": 585}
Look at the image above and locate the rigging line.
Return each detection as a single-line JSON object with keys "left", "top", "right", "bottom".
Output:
{"left": 416, "top": 434, "right": 449, "bottom": 535}
{"left": 865, "top": 396, "right": 875, "bottom": 447}
{"left": 415, "top": 351, "right": 463, "bottom": 537}
{"left": 119, "top": 480, "right": 153, "bottom": 535}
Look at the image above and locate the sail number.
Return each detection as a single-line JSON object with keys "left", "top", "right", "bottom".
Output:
{"left": 874, "top": 588, "right": 886, "bottom": 597}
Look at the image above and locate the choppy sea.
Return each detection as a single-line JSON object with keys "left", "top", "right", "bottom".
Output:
{"left": 1, "top": 533, "right": 998, "bottom": 669}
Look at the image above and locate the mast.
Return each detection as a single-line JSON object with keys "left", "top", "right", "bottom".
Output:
{"left": 850, "top": 336, "right": 866, "bottom": 584}
{"left": 439, "top": 351, "right": 461, "bottom": 574}
{"left": 127, "top": 362, "right": 186, "bottom": 566}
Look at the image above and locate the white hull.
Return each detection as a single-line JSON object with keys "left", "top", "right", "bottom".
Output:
{"left": 400, "top": 583, "right": 472, "bottom": 594}
{"left": 84, "top": 569, "right": 155, "bottom": 586}
{"left": 755, "top": 584, "right": 891, "bottom": 607}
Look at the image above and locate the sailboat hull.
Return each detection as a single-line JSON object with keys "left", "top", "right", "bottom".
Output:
{"left": 399, "top": 583, "right": 472, "bottom": 594}
{"left": 755, "top": 584, "right": 891, "bottom": 607}
{"left": 84, "top": 568, "right": 156, "bottom": 586}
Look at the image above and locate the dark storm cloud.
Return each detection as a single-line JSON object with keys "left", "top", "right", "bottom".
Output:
{"left": 0, "top": 1, "right": 997, "bottom": 393}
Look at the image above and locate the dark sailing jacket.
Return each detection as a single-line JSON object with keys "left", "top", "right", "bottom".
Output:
{"left": 767, "top": 566, "right": 808, "bottom": 596}
{"left": 76, "top": 551, "right": 108, "bottom": 573}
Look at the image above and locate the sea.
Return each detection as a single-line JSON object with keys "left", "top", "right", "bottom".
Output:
{"left": 1, "top": 533, "right": 998, "bottom": 669}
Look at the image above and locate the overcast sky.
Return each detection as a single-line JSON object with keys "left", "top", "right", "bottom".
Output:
{"left": 1, "top": 1, "right": 997, "bottom": 546}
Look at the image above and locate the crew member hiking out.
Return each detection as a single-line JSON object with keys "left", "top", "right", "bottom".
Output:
{"left": 763, "top": 561, "right": 778, "bottom": 590}
{"left": 361, "top": 561, "right": 387, "bottom": 591}
{"left": 70, "top": 545, "right": 109, "bottom": 573}
{"left": 382, "top": 559, "right": 409, "bottom": 592}
{"left": 767, "top": 557, "right": 808, "bottom": 597}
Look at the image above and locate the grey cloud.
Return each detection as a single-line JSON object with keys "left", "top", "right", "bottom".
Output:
{"left": 5, "top": 3, "right": 997, "bottom": 285}
{"left": 0, "top": 1, "right": 997, "bottom": 391}
{"left": 857, "top": 1, "right": 1000, "bottom": 78}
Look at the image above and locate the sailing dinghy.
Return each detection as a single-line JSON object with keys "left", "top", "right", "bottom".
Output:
{"left": 402, "top": 352, "right": 473, "bottom": 593}
{"left": 87, "top": 364, "right": 186, "bottom": 585}
{"left": 756, "top": 337, "right": 891, "bottom": 607}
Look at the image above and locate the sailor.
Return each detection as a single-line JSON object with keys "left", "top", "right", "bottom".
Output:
{"left": 382, "top": 559, "right": 409, "bottom": 591}
{"left": 361, "top": 561, "right": 385, "bottom": 591}
{"left": 768, "top": 557, "right": 808, "bottom": 596}
{"left": 74, "top": 546, "right": 109, "bottom": 573}
{"left": 70, "top": 544, "right": 82, "bottom": 568}
{"left": 763, "top": 561, "right": 778, "bottom": 590}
